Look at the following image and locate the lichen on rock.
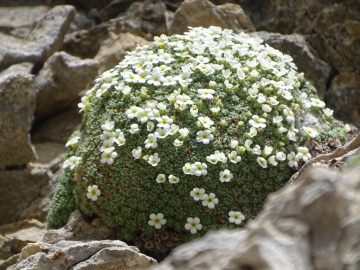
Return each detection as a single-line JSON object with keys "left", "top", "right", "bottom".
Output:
{"left": 47, "top": 26, "right": 348, "bottom": 255}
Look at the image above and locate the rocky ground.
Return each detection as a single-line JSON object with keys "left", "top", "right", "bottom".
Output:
{"left": 0, "top": 0, "right": 359, "bottom": 269}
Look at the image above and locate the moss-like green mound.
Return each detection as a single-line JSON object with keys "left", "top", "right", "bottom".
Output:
{"left": 48, "top": 26, "right": 348, "bottom": 251}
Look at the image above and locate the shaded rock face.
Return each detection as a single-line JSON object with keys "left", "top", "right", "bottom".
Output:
{"left": 0, "top": 73, "right": 37, "bottom": 169}
{"left": 154, "top": 135, "right": 360, "bottom": 270}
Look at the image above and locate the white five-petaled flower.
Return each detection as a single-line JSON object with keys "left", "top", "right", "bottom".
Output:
{"left": 256, "top": 157, "right": 268, "bottom": 168}
{"left": 206, "top": 154, "right": 218, "bottom": 164}
{"left": 310, "top": 98, "right": 326, "bottom": 108}
{"left": 303, "top": 127, "right": 318, "bottom": 138}
{"left": 173, "top": 139, "right": 183, "bottom": 147}
{"left": 196, "top": 130, "right": 214, "bottom": 144}
{"left": 249, "top": 115, "right": 266, "bottom": 129}
{"left": 185, "top": 217, "right": 202, "bottom": 234}
{"left": 148, "top": 153, "right": 161, "bottom": 166}
{"left": 63, "top": 156, "right": 81, "bottom": 170}
{"left": 219, "top": 169, "right": 233, "bottom": 182}
{"left": 156, "top": 174, "right": 166, "bottom": 183}
{"left": 283, "top": 108, "right": 295, "bottom": 123}
{"left": 101, "top": 120, "right": 114, "bottom": 131}
{"left": 323, "top": 108, "right": 333, "bottom": 117}
{"left": 198, "top": 89, "right": 216, "bottom": 99}
{"left": 228, "top": 211, "right": 245, "bottom": 224}
{"left": 297, "top": 147, "right": 311, "bottom": 162}
{"left": 155, "top": 127, "right": 169, "bottom": 139}
{"left": 132, "top": 147, "right": 142, "bottom": 159}
{"left": 287, "top": 152, "right": 299, "bottom": 167}
{"left": 230, "top": 139, "right": 238, "bottom": 149}
{"left": 87, "top": 185, "right": 101, "bottom": 201}
{"left": 65, "top": 136, "right": 80, "bottom": 147}
{"left": 101, "top": 149, "right": 118, "bottom": 165}
{"left": 183, "top": 162, "right": 194, "bottom": 175}
{"left": 148, "top": 213, "right": 166, "bottom": 229}
{"left": 176, "top": 94, "right": 193, "bottom": 106}
{"left": 248, "top": 127, "right": 257, "bottom": 137}
{"left": 268, "top": 155, "right": 278, "bottom": 166}
{"left": 198, "top": 116, "right": 214, "bottom": 129}
{"left": 178, "top": 128, "right": 189, "bottom": 137}
{"left": 228, "top": 151, "right": 241, "bottom": 163}
{"left": 145, "top": 134, "right": 158, "bottom": 149}
{"left": 137, "top": 108, "right": 154, "bottom": 123}
{"left": 276, "top": 152, "right": 286, "bottom": 161}
{"left": 126, "top": 106, "right": 141, "bottom": 119}
{"left": 201, "top": 193, "right": 219, "bottom": 209}
{"left": 192, "top": 162, "right": 208, "bottom": 176}
{"left": 157, "top": 115, "right": 173, "bottom": 129}
{"left": 168, "top": 175, "right": 179, "bottom": 183}
{"left": 190, "top": 188, "right": 205, "bottom": 201}
{"left": 113, "top": 129, "right": 126, "bottom": 146}
{"left": 129, "top": 123, "right": 140, "bottom": 134}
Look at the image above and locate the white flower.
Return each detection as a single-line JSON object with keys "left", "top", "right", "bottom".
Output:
{"left": 252, "top": 145, "right": 261, "bottom": 155}
{"left": 101, "top": 120, "right": 114, "bottom": 131}
{"left": 168, "top": 124, "right": 179, "bottom": 135}
{"left": 185, "top": 217, "right": 202, "bottom": 234}
{"left": 129, "top": 123, "right": 140, "bottom": 134}
{"left": 248, "top": 127, "right": 257, "bottom": 137}
{"left": 101, "top": 149, "right": 118, "bottom": 165}
{"left": 155, "top": 128, "right": 169, "bottom": 139}
{"left": 126, "top": 106, "right": 141, "bottom": 119}
{"left": 113, "top": 129, "right": 126, "bottom": 146}
{"left": 178, "top": 128, "right": 189, "bottom": 138}
{"left": 214, "top": 150, "right": 227, "bottom": 163}
{"left": 303, "top": 127, "right": 318, "bottom": 138}
{"left": 206, "top": 154, "right": 218, "bottom": 164}
{"left": 323, "top": 108, "right": 333, "bottom": 116}
{"left": 148, "top": 213, "right": 166, "bottom": 229}
{"left": 287, "top": 130, "right": 297, "bottom": 141}
{"left": 63, "top": 156, "right": 81, "bottom": 170}
{"left": 157, "top": 116, "right": 173, "bottom": 129}
{"left": 283, "top": 108, "right": 295, "bottom": 123}
{"left": 230, "top": 140, "right": 239, "bottom": 149}
{"left": 100, "top": 141, "right": 114, "bottom": 152}
{"left": 287, "top": 152, "right": 299, "bottom": 167}
{"left": 145, "top": 134, "right": 158, "bottom": 149}
{"left": 192, "top": 162, "right": 208, "bottom": 176}
{"left": 262, "top": 104, "right": 272, "bottom": 113}
{"left": 244, "top": 139, "right": 253, "bottom": 151}
{"left": 228, "top": 211, "right": 245, "bottom": 224}
{"left": 219, "top": 169, "right": 233, "bottom": 182}
{"left": 273, "top": 116, "right": 283, "bottom": 124}
{"left": 87, "top": 185, "right": 101, "bottom": 201}
{"left": 168, "top": 175, "right": 179, "bottom": 183}
{"left": 297, "top": 146, "right": 311, "bottom": 162}
{"left": 183, "top": 163, "right": 194, "bottom": 175}
{"left": 157, "top": 102, "right": 167, "bottom": 111}
{"left": 190, "top": 188, "right": 205, "bottom": 201}
{"left": 268, "top": 155, "right": 278, "bottom": 166}
{"left": 268, "top": 96, "right": 279, "bottom": 106}
{"left": 344, "top": 124, "right": 351, "bottom": 133}
{"left": 210, "top": 107, "right": 220, "bottom": 114}
{"left": 198, "top": 116, "right": 214, "bottom": 129}
{"left": 147, "top": 121, "right": 155, "bottom": 132}
{"left": 176, "top": 94, "right": 193, "bottom": 106}
{"left": 132, "top": 147, "right": 142, "bottom": 159}
{"left": 156, "top": 174, "right": 166, "bottom": 183}
{"left": 249, "top": 115, "right": 266, "bottom": 129}
{"left": 276, "top": 152, "right": 286, "bottom": 161}
{"left": 65, "top": 136, "right": 80, "bottom": 147}
{"left": 310, "top": 98, "right": 326, "bottom": 108}
{"left": 196, "top": 130, "right": 214, "bottom": 144}
{"left": 190, "top": 105, "right": 198, "bottom": 117}
{"left": 257, "top": 157, "right": 268, "bottom": 168}
{"left": 100, "top": 131, "right": 115, "bottom": 141}
{"left": 148, "top": 153, "right": 161, "bottom": 166}
{"left": 278, "top": 126, "right": 287, "bottom": 133}
{"left": 257, "top": 93, "right": 267, "bottom": 103}
{"left": 173, "top": 139, "right": 183, "bottom": 147}
{"left": 201, "top": 193, "right": 219, "bottom": 209}
{"left": 198, "top": 89, "right": 216, "bottom": 99}
{"left": 228, "top": 151, "right": 241, "bottom": 163}
{"left": 137, "top": 108, "right": 154, "bottom": 123}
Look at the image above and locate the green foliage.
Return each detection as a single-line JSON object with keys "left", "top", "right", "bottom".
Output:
{"left": 47, "top": 27, "right": 348, "bottom": 243}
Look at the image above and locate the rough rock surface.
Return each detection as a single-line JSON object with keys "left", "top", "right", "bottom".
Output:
{"left": 0, "top": 5, "right": 75, "bottom": 71}
{"left": 250, "top": 32, "right": 331, "bottom": 100}
{"left": 0, "top": 155, "right": 63, "bottom": 226}
{"left": 0, "top": 73, "right": 37, "bottom": 169}
{"left": 154, "top": 135, "right": 360, "bottom": 270}
{"left": 8, "top": 240, "right": 157, "bottom": 270}
{"left": 35, "top": 51, "right": 99, "bottom": 121}
{"left": 0, "top": 62, "right": 34, "bottom": 77}
{"left": 168, "top": 0, "right": 255, "bottom": 35}
{"left": 43, "top": 210, "right": 116, "bottom": 245}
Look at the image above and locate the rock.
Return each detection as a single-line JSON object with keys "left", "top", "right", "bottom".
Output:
{"left": 250, "top": 32, "right": 331, "bottom": 100}
{"left": 0, "top": 254, "right": 19, "bottom": 270}
{"left": 0, "top": 62, "right": 34, "bottom": 77}
{"left": 0, "top": 219, "right": 46, "bottom": 262}
{"left": 108, "top": 0, "right": 167, "bottom": 41}
{"left": 43, "top": 210, "right": 116, "bottom": 245}
{"left": 0, "top": 155, "right": 63, "bottom": 226}
{"left": 94, "top": 32, "right": 151, "bottom": 75}
{"left": 0, "top": 6, "right": 50, "bottom": 39}
{"left": 0, "top": 5, "right": 75, "bottom": 71}
{"left": 62, "top": 25, "right": 109, "bottom": 59}
{"left": 168, "top": 0, "right": 255, "bottom": 35}
{"left": 35, "top": 51, "right": 99, "bottom": 121}
{"left": 325, "top": 71, "right": 360, "bottom": 128}
{"left": 0, "top": 73, "right": 37, "bottom": 169}
{"left": 154, "top": 135, "right": 360, "bottom": 269}
{"left": 98, "top": 0, "right": 133, "bottom": 22}
{"left": 8, "top": 240, "right": 157, "bottom": 270}
{"left": 32, "top": 142, "right": 66, "bottom": 165}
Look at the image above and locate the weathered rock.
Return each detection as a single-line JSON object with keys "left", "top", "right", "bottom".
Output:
{"left": 43, "top": 210, "right": 116, "bottom": 245}
{"left": 326, "top": 71, "right": 360, "bottom": 128}
{"left": 250, "top": 32, "right": 331, "bottom": 100}
{"left": 167, "top": 0, "right": 255, "bottom": 36}
{"left": 0, "top": 62, "right": 34, "bottom": 77}
{"left": 32, "top": 142, "right": 66, "bottom": 165}
{"left": 0, "top": 155, "right": 63, "bottom": 226}
{"left": 62, "top": 25, "right": 109, "bottom": 59}
{"left": 35, "top": 51, "right": 99, "bottom": 121}
{"left": 108, "top": 0, "right": 167, "bottom": 41}
{"left": 0, "top": 5, "right": 75, "bottom": 71}
{"left": 0, "top": 219, "right": 46, "bottom": 262}
{"left": 0, "top": 73, "right": 37, "bottom": 169}
{"left": 94, "top": 32, "right": 151, "bottom": 75}
{"left": 154, "top": 136, "right": 360, "bottom": 269}
{"left": 0, "top": 6, "right": 50, "bottom": 39}
{"left": 99, "top": 0, "right": 133, "bottom": 22}
{"left": 8, "top": 240, "right": 157, "bottom": 270}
